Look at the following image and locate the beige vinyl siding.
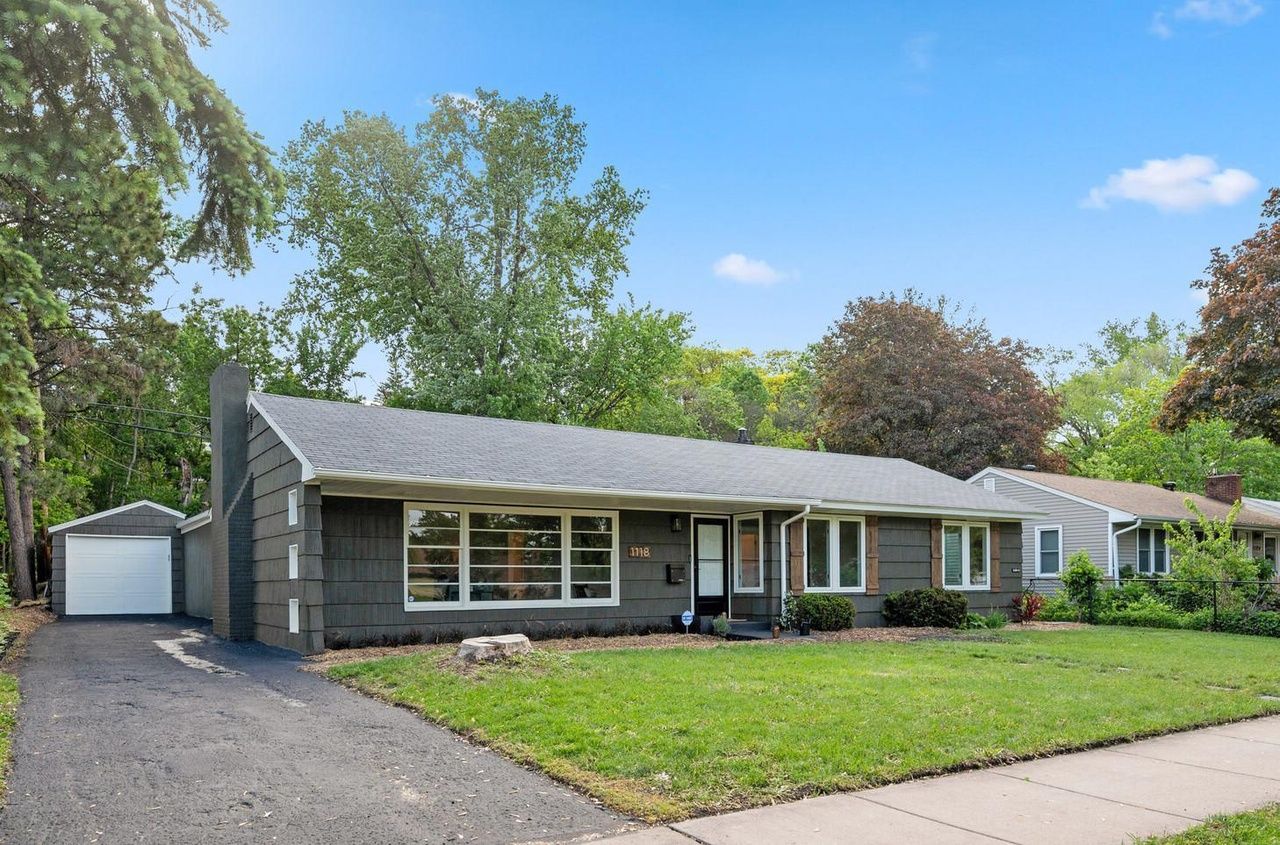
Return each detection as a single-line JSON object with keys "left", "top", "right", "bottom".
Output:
{"left": 970, "top": 471, "right": 1113, "bottom": 591}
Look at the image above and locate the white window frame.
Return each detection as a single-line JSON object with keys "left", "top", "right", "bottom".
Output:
{"left": 288, "top": 598, "right": 300, "bottom": 634}
{"left": 983, "top": 477, "right": 996, "bottom": 493}
{"left": 803, "top": 515, "right": 866, "bottom": 593}
{"left": 287, "top": 489, "right": 299, "bottom": 526}
{"left": 288, "top": 543, "right": 299, "bottom": 580}
{"left": 403, "top": 502, "right": 620, "bottom": 612}
{"left": 1034, "top": 525, "right": 1063, "bottom": 578}
{"left": 942, "top": 521, "right": 991, "bottom": 591}
{"left": 733, "top": 512, "right": 765, "bottom": 594}
{"left": 1137, "top": 527, "right": 1169, "bottom": 575}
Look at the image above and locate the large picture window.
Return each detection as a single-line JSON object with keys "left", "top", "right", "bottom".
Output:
{"left": 943, "top": 522, "right": 989, "bottom": 590}
{"left": 734, "top": 514, "right": 763, "bottom": 593}
{"left": 404, "top": 505, "right": 618, "bottom": 610}
{"left": 804, "top": 516, "right": 865, "bottom": 592}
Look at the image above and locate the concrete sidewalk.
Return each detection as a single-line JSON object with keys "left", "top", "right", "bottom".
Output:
{"left": 605, "top": 716, "right": 1280, "bottom": 845}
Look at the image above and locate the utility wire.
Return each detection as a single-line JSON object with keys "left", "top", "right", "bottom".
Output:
{"left": 70, "top": 415, "right": 209, "bottom": 439}
{"left": 81, "top": 401, "right": 210, "bottom": 422}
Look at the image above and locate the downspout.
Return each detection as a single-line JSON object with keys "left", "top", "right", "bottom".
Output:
{"left": 779, "top": 505, "right": 812, "bottom": 620}
{"left": 1111, "top": 519, "right": 1142, "bottom": 584}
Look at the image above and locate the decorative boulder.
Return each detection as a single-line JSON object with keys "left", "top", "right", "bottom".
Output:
{"left": 457, "top": 633, "right": 533, "bottom": 662}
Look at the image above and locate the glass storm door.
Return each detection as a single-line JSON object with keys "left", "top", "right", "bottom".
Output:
{"left": 694, "top": 518, "right": 729, "bottom": 618}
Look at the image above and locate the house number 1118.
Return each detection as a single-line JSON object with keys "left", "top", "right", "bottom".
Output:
{"left": 627, "top": 545, "right": 651, "bottom": 558}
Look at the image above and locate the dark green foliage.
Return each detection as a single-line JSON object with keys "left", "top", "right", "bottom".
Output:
{"left": 882, "top": 588, "right": 968, "bottom": 628}
{"left": 1061, "top": 550, "right": 1104, "bottom": 621}
{"left": 783, "top": 594, "right": 855, "bottom": 631}
{"left": 1215, "top": 611, "right": 1280, "bottom": 638}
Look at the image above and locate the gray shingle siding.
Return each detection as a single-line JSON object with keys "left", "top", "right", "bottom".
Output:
{"left": 971, "top": 471, "right": 1113, "bottom": 591}
{"left": 248, "top": 410, "right": 323, "bottom": 653}
{"left": 50, "top": 504, "right": 184, "bottom": 615}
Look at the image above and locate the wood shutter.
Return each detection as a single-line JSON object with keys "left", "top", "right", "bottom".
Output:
{"left": 990, "top": 523, "right": 1001, "bottom": 592}
{"left": 930, "top": 519, "right": 943, "bottom": 588}
{"left": 788, "top": 520, "right": 805, "bottom": 593}
{"left": 866, "top": 516, "right": 880, "bottom": 595}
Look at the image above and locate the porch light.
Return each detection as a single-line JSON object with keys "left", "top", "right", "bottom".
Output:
{"left": 671, "top": 515, "right": 684, "bottom": 533}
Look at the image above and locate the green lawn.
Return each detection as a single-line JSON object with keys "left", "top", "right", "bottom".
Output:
{"left": 1139, "top": 804, "right": 1280, "bottom": 844}
{"left": 328, "top": 627, "right": 1280, "bottom": 821}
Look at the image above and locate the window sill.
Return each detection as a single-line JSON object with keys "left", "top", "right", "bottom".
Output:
{"left": 734, "top": 588, "right": 765, "bottom": 595}
{"left": 405, "top": 598, "right": 621, "bottom": 612}
{"left": 943, "top": 585, "right": 993, "bottom": 592}
{"left": 802, "top": 587, "right": 867, "bottom": 595}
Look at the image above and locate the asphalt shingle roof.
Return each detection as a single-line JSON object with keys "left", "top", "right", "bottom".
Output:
{"left": 1000, "top": 469, "right": 1280, "bottom": 529}
{"left": 251, "top": 392, "right": 1038, "bottom": 516}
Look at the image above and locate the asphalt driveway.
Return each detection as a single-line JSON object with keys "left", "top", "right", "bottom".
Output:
{"left": 0, "top": 617, "right": 629, "bottom": 844}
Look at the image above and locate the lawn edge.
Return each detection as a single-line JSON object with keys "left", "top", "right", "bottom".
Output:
{"left": 325, "top": 653, "right": 1280, "bottom": 824}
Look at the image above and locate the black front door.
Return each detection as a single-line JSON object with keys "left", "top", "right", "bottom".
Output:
{"left": 693, "top": 517, "right": 730, "bottom": 618}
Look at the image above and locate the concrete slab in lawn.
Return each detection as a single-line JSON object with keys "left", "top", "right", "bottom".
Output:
{"left": 859, "top": 770, "right": 1189, "bottom": 845}
{"left": 1114, "top": 731, "right": 1280, "bottom": 781}
{"left": 673, "top": 793, "right": 1003, "bottom": 845}
{"left": 996, "top": 749, "right": 1280, "bottom": 820}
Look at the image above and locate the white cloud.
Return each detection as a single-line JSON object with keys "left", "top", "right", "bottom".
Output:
{"left": 712, "top": 253, "right": 784, "bottom": 285}
{"left": 1082, "top": 155, "right": 1258, "bottom": 212}
{"left": 1151, "top": 0, "right": 1263, "bottom": 36}
{"left": 416, "top": 91, "right": 480, "bottom": 109}
{"left": 903, "top": 33, "right": 938, "bottom": 73}
{"left": 1175, "top": 0, "right": 1263, "bottom": 24}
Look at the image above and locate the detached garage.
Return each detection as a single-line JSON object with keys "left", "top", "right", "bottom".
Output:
{"left": 50, "top": 501, "right": 186, "bottom": 616}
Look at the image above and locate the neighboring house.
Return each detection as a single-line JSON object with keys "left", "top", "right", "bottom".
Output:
{"left": 968, "top": 468, "right": 1280, "bottom": 590}
{"left": 51, "top": 364, "right": 1038, "bottom": 654}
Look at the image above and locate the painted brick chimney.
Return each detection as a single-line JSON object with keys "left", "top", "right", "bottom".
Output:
{"left": 1205, "top": 473, "right": 1243, "bottom": 505}
{"left": 209, "top": 363, "right": 254, "bottom": 640}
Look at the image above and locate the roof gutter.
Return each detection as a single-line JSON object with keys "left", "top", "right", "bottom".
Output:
{"left": 779, "top": 506, "right": 811, "bottom": 620}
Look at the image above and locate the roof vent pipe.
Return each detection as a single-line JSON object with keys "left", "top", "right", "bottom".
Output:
{"left": 736, "top": 427, "right": 752, "bottom": 444}
{"left": 1163, "top": 481, "right": 1178, "bottom": 491}
{"left": 1020, "top": 464, "right": 1037, "bottom": 472}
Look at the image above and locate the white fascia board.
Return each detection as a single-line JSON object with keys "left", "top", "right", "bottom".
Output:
{"left": 49, "top": 500, "right": 186, "bottom": 534}
{"left": 176, "top": 509, "right": 212, "bottom": 533}
{"left": 247, "top": 394, "right": 317, "bottom": 481}
{"left": 978, "top": 468, "right": 1133, "bottom": 522}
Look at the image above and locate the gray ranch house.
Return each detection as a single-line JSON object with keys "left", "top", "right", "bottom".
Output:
{"left": 54, "top": 364, "right": 1038, "bottom": 654}
{"left": 968, "top": 468, "right": 1280, "bottom": 590}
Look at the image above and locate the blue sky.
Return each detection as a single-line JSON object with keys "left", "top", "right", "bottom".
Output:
{"left": 168, "top": 0, "right": 1279, "bottom": 393}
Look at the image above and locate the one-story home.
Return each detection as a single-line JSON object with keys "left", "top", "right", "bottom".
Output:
{"left": 968, "top": 467, "right": 1280, "bottom": 590}
{"left": 51, "top": 363, "right": 1039, "bottom": 654}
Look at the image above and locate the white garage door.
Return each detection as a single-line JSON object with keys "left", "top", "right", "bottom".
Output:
{"left": 65, "top": 535, "right": 173, "bottom": 615}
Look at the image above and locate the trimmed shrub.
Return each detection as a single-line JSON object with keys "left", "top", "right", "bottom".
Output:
{"left": 882, "top": 588, "right": 968, "bottom": 629}
{"left": 783, "top": 594, "right": 855, "bottom": 631}
{"left": 1038, "top": 595, "right": 1078, "bottom": 622}
{"left": 963, "top": 610, "right": 1008, "bottom": 630}
{"left": 1216, "top": 611, "right": 1280, "bottom": 638}
{"left": 1097, "top": 594, "right": 1194, "bottom": 630}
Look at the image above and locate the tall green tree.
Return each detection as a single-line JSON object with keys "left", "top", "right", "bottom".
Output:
{"left": 1160, "top": 188, "right": 1280, "bottom": 442}
{"left": 814, "top": 291, "right": 1060, "bottom": 478}
{"left": 0, "top": 0, "right": 281, "bottom": 599}
{"left": 1053, "top": 314, "right": 1184, "bottom": 472}
{"left": 1075, "top": 377, "right": 1280, "bottom": 499}
{"left": 281, "top": 91, "right": 686, "bottom": 425}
